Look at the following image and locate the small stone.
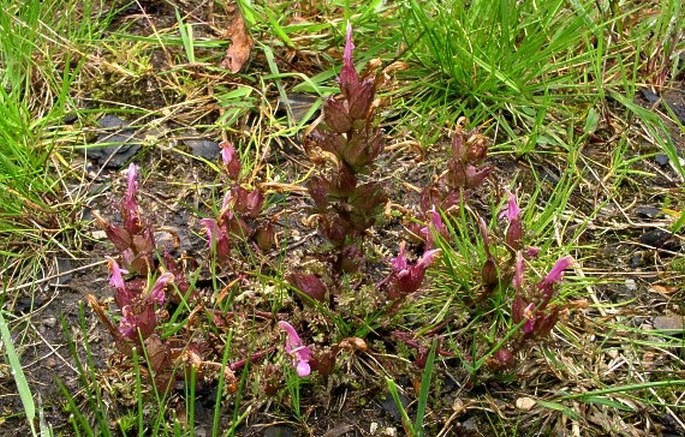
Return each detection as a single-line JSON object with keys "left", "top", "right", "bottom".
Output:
{"left": 45, "top": 358, "right": 57, "bottom": 369}
{"left": 634, "top": 206, "right": 661, "bottom": 218}
{"left": 630, "top": 254, "right": 643, "bottom": 269}
{"left": 91, "top": 230, "right": 107, "bottom": 240}
{"left": 515, "top": 397, "right": 536, "bottom": 411}
{"left": 655, "top": 154, "right": 670, "bottom": 167}
{"left": 184, "top": 139, "right": 220, "bottom": 160}
{"left": 263, "top": 425, "right": 296, "bottom": 437}
{"left": 461, "top": 418, "right": 479, "bottom": 432}
{"left": 639, "top": 229, "right": 672, "bottom": 249}
{"left": 641, "top": 88, "right": 659, "bottom": 103}
{"left": 652, "top": 316, "right": 684, "bottom": 335}
{"left": 42, "top": 317, "right": 58, "bottom": 328}
{"left": 624, "top": 279, "right": 637, "bottom": 291}
{"left": 383, "top": 428, "right": 397, "bottom": 437}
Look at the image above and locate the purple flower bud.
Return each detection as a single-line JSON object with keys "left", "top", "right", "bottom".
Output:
{"left": 346, "top": 81, "right": 375, "bottom": 120}
{"left": 339, "top": 22, "right": 359, "bottom": 92}
{"left": 535, "top": 308, "right": 561, "bottom": 338}
{"left": 490, "top": 347, "right": 515, "bottom": 370}
{"left": 512, "top": 295, "right": 527, "bottom": 324}
{"left": 278, "top": 321, "right": 313, "bottom": 377}
{"left": 306, "top": 176, "right": 330, "bottom": 211}
{"left": 124, "top": 163, "right": 139, "bottom": 216}
{"left": 465, "top": 164, "right": 491, "bottom": 188}
{"left": 481, "top": 257, "right": 498, "bottom": 288}
{"left": 244, "top": 189, "right": 264, "bottom": 218}
{"left": 330, "top": 165, "right": 357, "bottom": 198}
{"left": 451, "top": 130, "right": 466, "bottom": 161}
{"left": 349, "top": 182, "right": 387, "bottom": 215}
{"left": 255, "top": 222, "right": 275, "bottom": 251}
{"left": 309, "top": 129, "right": 345, "bottom": 160}
{"left": 123, "top": 164, "right": 142, "bottom": 233}
{"left": 220, "top": 140, "right": 241, "bottom": 179}
{"left": 541, "top": 255, "right": 573, "bottom": 285}
{"left": 320, "top": 216, "right": 349, "bottom": 247}
{"left": 287, "top": 273, "right": 328, "bottom": 302}
{"left": 103, "top": 223, "right": 133, "bottom": 252}
{"left": 525, "top": 246, "right": 540, "bottom": 258}
{"left": 501, "top": 189, "right": 522, "bottom": 222}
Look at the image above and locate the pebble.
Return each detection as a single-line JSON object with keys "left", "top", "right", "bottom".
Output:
{"left": 655, "top": 154, "right": 670, "bottom": 167}
{"left": 461, "top": 418, "right": 479, "bottom": 433}
{"left": 652, "top": 316, "right": 684, "bottom": 335}
{"left": 90, "top": 230, "right": 107, "bottom": 240}
{"left": 515, "top": 397, "right": 536, "bottom": 411}
{"left": 624, "top": 279, "right": 637, "bottom": 291}
{"left": 184, "top": 139, "right": 220, "bottom": 160}
{"left": 42, "top": 317, "right": 58, "bottom": 328}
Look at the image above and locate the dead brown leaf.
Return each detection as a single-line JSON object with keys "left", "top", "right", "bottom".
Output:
{"left": 221, "top": 9, "right": 253, "bottom": 73}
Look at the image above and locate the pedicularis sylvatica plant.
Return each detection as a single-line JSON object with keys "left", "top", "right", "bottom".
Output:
{"left": 202, "top": 140, "right": 275, "bottom": 265}
{"left": 303, "top": 23, "right": 387, "bottom": 275}
{"left": 87, "top": 22, "right": 575, "bottom": 410}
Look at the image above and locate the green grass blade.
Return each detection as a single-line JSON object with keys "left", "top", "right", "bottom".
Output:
{"left": 0, "top": 310, "right": 37, "bottom": 436}
{"left": 415, "top": 340, "right": 437, "bottom": 436}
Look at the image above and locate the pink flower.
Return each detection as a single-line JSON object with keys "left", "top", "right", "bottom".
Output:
{"left": 201, "top": 218, "right": 231, "bottom": 262}
{"left": 538, "top": 255, "right": 573, "bottom": 299}
{"left": 278, "top": 321, "right": 313, "bottom": 377}
{"left": 500, "top": 189, "right": 522, "bottom": 222}
{"left": 512, "top": 255, "right": 573, "bottom": 339}
{"left": 501, "top": 189, "right": 523, "bottom": 250}
{"left": 147, "top": 272, "right": 174, "bottom": 306}
{"left": 124, "top": 163, "right": 139, "bottom": 213}
{"left": 106, "top": 256, "right": 128, "bottom": 293}
{"left": 420, "top": 207, "right": 447, "bottom": 249}
{"left": 381, "top": 243, "right": 441, "bottom": 299}
{"left": 220, "top": 141, "right": 241, "bottom": 179}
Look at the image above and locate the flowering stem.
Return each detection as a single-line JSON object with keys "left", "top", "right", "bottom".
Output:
{"left": 229, "top": 346, "right": 275, "bottom": 371}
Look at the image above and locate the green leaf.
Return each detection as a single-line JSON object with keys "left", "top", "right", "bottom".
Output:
{"left": 581, "top": 396, "right": 635, "bottom": 412}
{"left": 536, "top": 400, "right": 580, "bottom": 421}
{"left": 584, "top": 107, "right": 599, "bottom": 134}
